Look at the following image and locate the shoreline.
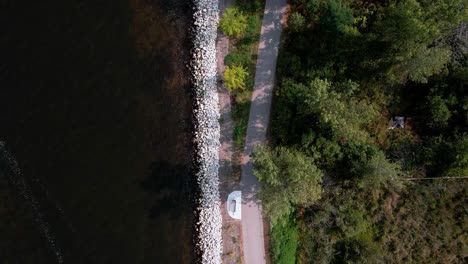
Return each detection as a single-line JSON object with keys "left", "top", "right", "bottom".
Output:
{"left": 190, "top": 0, "right": 223, "bottom": 264}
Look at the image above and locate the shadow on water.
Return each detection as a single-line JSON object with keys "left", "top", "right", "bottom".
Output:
{"left": 0, "top": 0, "right": 195, "bottom": 263}
{"left": 141, "top": 161, "right": 193, "bottom": 220}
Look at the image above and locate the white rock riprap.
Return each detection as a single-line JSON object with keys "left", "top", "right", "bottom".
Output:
{"left": 190, "top": 1, "right": 222, "bottom": 264}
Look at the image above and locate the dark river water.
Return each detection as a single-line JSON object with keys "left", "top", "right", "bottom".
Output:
{"left": 0, "top": 0, "right": 194, "bottom": 263}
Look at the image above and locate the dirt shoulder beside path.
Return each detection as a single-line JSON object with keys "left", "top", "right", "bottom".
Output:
{"left": 216, "top": 1, "right": 243, "bottom": 264}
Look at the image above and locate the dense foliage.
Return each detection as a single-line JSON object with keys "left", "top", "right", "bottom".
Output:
{"left": 270, "top": 215, "right": 299, "bottom": 264}
{"left": 219, "top": 8, "right": 248, "bottom": 38}
{"left": 223, "top": 65, "right": 249, "bottom": 93}
{"left": 252, "top": 146, "right": 323, "bottom": 225}
{"left": 222, "top": 0, "right": 265, "bottom": 152}
{"left": 298, "top": 181, "right": 467, "bottom": 263}
{"left": 255, "top": 0, "right": 468, "bottom": 262}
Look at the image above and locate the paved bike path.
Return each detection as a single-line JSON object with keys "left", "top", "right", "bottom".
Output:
{"left": 240, "top": 1, "right": 287, "bottom": 263}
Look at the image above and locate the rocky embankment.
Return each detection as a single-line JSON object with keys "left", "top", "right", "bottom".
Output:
{"left": 190, "top": 0, "right": 222, "bottom": 264}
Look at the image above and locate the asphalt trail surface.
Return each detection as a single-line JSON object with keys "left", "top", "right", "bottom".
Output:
{"left": 240, "top": 1, "right": 287, "bottom": 263}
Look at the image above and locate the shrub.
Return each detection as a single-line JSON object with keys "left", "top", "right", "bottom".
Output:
{"left": 271, "top": 214, "right": 298, "bottom": 264}
{"left": 245, "top": 15, "right": 261, "bottom": 42}
{"left": 288, "top": 12, "right": 306, "bottom": 32}
{"left": 223, "top": 65, "right": 249, "bottom": 93}
{"left": 219, "top": 8, "right": 248, "bottom": 38}
{"left": 235, "top": 0, "right": 264, "bottom": 13}
{"left": 224, "top": 52, "right": 251, "bottom": 67}
{"left": 427, "top": 95, "right": 452, "bottom": 128}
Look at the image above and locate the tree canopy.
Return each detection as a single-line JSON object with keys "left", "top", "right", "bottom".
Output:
{"left": 268, "top": 0, "right": 467, "bottom": 262}
{"left": 252, "top": 146, "right": 323, "bottom": 225}
{"left": 375, "top": 0, "right": 464, "bottom": 83}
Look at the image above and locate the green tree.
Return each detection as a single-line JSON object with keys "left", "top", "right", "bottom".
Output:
{"left": 223, "top": 65, "right": 248, "bottom": 93}
{"left": 403, "top": 47, "right": 452, "bottom": 83}
{"left": 320, "top": 0, "right": 355, "bottom": 34}
{"left": 252, "top": 146, "right": 323, "bottom": 225}
{"left": 377, "top": 0, "right": 465, "bottom": 83}
{"left": 352, "top": 150, "right": 403, "bottom": 189}
{"left": 423, "top": 135, "right": 468, "bottom": 177}
{"left": 288, "top": 12, "right": 306, "bottom": 33}
{"left": 301, "top": 133, "right": 343, "bottom": 169}
{"left": 444, "top": 136, "right": 468, "bottom": 176}
{"left": 268, "top": 0, "right": 468, "bottom": 263}
{"left": 219, "top": 8, "right": 248, "bottom": 38}
{"left": 298, "top": 78, "right": 377, "bottom": 142}
{"left": 428, "top": 95, "right": 452, "bottom": 128}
